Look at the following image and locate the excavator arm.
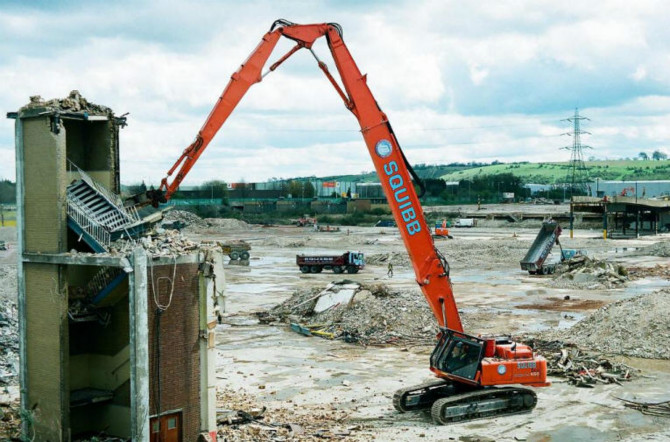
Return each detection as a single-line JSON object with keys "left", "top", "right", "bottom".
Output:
{"left": 150, "top": 19, "right": 462, "bottom": 332}
{"left": 152, "top": 20, "right": 547, "bottom": 424}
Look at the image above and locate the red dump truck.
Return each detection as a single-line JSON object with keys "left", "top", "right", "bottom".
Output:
{"left": 296, "top": 251, "right": 365, "bottom": 274}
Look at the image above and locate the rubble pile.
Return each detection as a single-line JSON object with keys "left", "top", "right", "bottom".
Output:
{"left": 262, "top": 237, "right": 310, "bottom": 248}
{"left": 0, "top": 395, "right": 20, "bottom": 442}
{"left": 524, "top": 338, "right": 637, "bottom": 388}
{"left": 0, "top": 265, "right": 17, "bottom": 302}
{"left": 203, "top": 218, "right": 250, "bottom": 231}
{"left": 216, "top": 389, "right": 366, "bottom": 441}
{"left": 21, "top": 90, "right": 111, "bottom": 115}
{"left": 260, "top": 281, "right": 437, "bottom": 345}
{"left": 630, "top": 240, "right": 670, "bottom": 258}
{"left": 552, "top": 289, "right": 670, "bottom": 360}
{"left": 365, "top": 252, "right": 411, "bottom": 267}
{"left": 110, "top": 229, "right": 199, "bottom": 256}
{"left": 439, "top": 238, "right": 530, "bottom": 270}
{"left": 162, "top": 209, "right": 208, "bottom": 229}
{"left": 549, "top": 255, "right": 628, "bottom": 289}
{"left": 0, "top": 297, "right": 18, "bottom": 387}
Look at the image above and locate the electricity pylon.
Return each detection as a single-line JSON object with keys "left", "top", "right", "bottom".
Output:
{"left": 561, "top": 108, "right": 592, "bottom": 197}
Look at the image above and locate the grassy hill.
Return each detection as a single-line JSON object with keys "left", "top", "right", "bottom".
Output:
{"left": 317, "top": 164, "right": 473, "bottom": 183}
{"left": 440, "top": 160, "right": 670, "bottom": 184}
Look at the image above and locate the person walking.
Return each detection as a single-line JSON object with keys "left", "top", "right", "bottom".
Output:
{"left": 387, "top": 261, "right": 394, "bottom": 278}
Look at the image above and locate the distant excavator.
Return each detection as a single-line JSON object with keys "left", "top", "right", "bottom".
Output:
{"left": 144, "top": 19, "right": 549, "bottom": 424}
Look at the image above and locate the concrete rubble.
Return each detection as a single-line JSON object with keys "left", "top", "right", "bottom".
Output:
{"left": 162, "top": 209, "right": 251, "bottom": 233}
{"left": 549, "top": 255, "right": 629, "bottom": 289}
{"left": 629, "top": 240, "right": 670, "bottom": 257}
{"left": 162, "top": 209, "right": 209, "bottom": 229}
{"left": 259, "top": 281, "right": 438, "bottom": 345}
{"left": 0, "top": 297, "right": 18, "bottom": 387}
{"left": 21, "top": 89, "right": 112, "bottom": 115}
{"left": 546, "top": 289, "right": 670, "bottom": 360}
{"left": 0, "top": 265, "right": 18, "bottom": 389}
{"left": 109, "top": 229, "right": 200, "bottom": 257}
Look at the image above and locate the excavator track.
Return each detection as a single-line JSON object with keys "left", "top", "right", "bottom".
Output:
{"left": 430, "top": 386, "right": 537, "bottom": 425}
{"left": 393, "top": 379, "right": 459, "bottom": 412}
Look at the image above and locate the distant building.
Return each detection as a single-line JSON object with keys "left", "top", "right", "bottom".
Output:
{"left": 589, "top": 180, "right": 670, "bottom": 199}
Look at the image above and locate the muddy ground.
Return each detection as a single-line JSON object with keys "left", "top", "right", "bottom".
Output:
{"left": 1, "top": 218, "right": 670, "bottom": 441}
{"left": 197, "top": 223, "right": 670, "bottom": 441}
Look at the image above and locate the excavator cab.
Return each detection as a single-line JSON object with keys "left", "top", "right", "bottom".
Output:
{"left": 430, "top": 330, "right": 484, "bottom": 383}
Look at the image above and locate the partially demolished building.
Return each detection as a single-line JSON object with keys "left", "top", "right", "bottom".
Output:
{"left": 9, "top": 92, "right": 219, "bottom": 441}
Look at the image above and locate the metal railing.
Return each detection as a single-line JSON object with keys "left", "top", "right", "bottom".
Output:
{"left": 66, "top": 202, "right": 111, "bottom": 248}
{"left": 67, "top": 160, "right": 140, "bottom": 226}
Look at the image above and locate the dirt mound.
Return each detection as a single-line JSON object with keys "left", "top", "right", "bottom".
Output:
{"left": 630, "top": 240, "right": 670, "bottom": 257}
{"left": 204, "top": 218, "right": 250, "bottom": 231}
{"left": 260, "top": 281, "right": 437, "bottom": 345}
{"left": 549, "top": 255, "right": 628, "bottom": 289}
{"left": 438, "top": 238, "right": 530, "bottom": 270}
{"left": 547, "top": 289, "right": 670, "bottom": 359}
{"left": 366, "top": 252, "right": 411, "bottom": 267}
{"left": 262, "top": 237, "right": 310, "bottom": 248}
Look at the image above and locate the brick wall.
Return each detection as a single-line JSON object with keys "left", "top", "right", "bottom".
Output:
{"left": 147, "top": 263, "right": 201, "bottom": 439}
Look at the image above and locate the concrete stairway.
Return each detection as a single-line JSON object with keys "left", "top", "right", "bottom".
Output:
{"left": 66, "top": 166, "right": 140, "bottom": 252}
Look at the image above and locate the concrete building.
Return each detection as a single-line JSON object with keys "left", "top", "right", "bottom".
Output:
{"left": 10, "top": 92, "right": 218, "bottom": 441}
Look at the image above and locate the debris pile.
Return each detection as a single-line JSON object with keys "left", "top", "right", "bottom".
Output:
{"left": 203, "top": 217, "right": 251, "bottom": 231}
{"left": 216, "top": 389, "right": 365, "bottom": 441}
{"left": 0, "top": 395, "right": 20, "bottom": 441}
{"left": 162, "top": 209, "right": 208, "bottom": 229}
{"left": 439, "top": 238, "right": 530, "bottom": 270}
{"left": 0, "top": 265, "right": 17, "bottom": 302}
{"left": 21, "top": 90, "right": 112, "bottom": 115}
{"left": 365, "top": 252, "right": 410, "bottom": 267}
{"left": 629, "top": 240, "right": 670, "bottom": 258}
{"left": 262, "top": 237, "right": 310, "bottom": 248}
{"left": 109, "top": 229, "right": 200, "bottom": 256}
{"left": 549, "top": 255, "right": 628, "bottom": 289}
{"left": 0, "top": 265, "right": 18, "bottom": 389}
{"left": 524, "top": 338, "right": 636, "bottom": 388}
{"left": 260, "top": 281, "right": 437, "bottom": 345}
{"left": 555, "top": 290, "right": 670, "bottom": 360}
{"left": 0, "top": 297, "right": 18, "bottom": 387}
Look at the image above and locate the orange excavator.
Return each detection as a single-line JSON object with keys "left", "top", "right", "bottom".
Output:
{"left": 146, "top": 19, "right": 549, "bottom": 424}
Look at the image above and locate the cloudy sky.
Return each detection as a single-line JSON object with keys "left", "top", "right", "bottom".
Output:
{"left": 1, "top": 0, "right": 670, "bottom": 185}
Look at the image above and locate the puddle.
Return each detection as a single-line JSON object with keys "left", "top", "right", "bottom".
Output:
{"left": 623, "top": 278, "right": 670, "bottom": 296}
{"left": 618, "top": 356, "right": 670, "bottom": 374}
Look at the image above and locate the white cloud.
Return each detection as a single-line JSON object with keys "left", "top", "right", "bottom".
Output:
{"left": 1, "top": 0, "right": 670, "bottom": 185}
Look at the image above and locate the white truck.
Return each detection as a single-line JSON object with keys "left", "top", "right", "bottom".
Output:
{"left": 454, "top": 218, "right": 475, "bottom": 228}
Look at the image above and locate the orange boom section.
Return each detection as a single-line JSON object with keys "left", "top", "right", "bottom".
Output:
{"left": 150, "top": 20, "right": 462, "bottom": 332}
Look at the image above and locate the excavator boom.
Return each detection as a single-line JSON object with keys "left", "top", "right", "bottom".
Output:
{"left": 151, "top": 19, "right": 462, "bottom": 332}
{"left": 151, "top": 19, "right": 548, "bottom": 424}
